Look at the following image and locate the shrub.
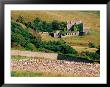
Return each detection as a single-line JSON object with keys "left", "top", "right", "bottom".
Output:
{"left": 52, "top": 20, "right": 60, "bottom": 30}
{"left": 36, "top": 48, "right": 54, "bottom": 53}
{"left": 81, "top": 51, "right": 100, "bottom": 60}
{"left": 59, "top": 22, "right": 67, "bottom": 31}
{"left": 43, "top": 41, "right": 77, "bottom": 54}
{"left": 11, "top": 21, "right": 42, "bottom": 48}
{"left": 96, "top": 45, "right": 100, "bottom": 55}
{"left": 25, "top": 22, "right": 33, "bottom": 29}
{"left": 25, "top": 43, "right": 36, "bottom": 51}
{"left": 88, "top": 42, "right": 96, "bottom": 48}
{"left": 57, "top": 54, "right": 92, "bottom": 62}
{"left": 16, "top": 16, "right": 26, "bottom": 24}
{"left": 11, "top": 33, "right": 28, "bottom": 47}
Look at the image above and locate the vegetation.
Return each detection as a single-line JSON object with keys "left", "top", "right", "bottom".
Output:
{"left": 11, "top": 20, "right": 77, "bottom": 55}
{"left": 16, "top": 16, "right": 67, "bottom": 33}
{"left": 11, "top": 70, "right": 85, "bottom": 77}
{"left": 88, "top": 42, "right": 97, "bottom": 48}
{"left": 11, "top": 11, "right": 100, "bottom": 30}
{"left": 11, "top": 71, "right": 43, "bottom": 77}
{"left": 80, "top": 51, "right": 100, "bottom": 61}
{"left": 11, "top": 11, "right": 100, "bottom": 62}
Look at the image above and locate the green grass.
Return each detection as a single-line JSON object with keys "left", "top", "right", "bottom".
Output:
{"left": 11, "top": 56, "right": 31, "bottom": 61}
{"left": 11, "top": 71, "right": 72, "bottom": 77}
{"left": 11, "top": 71, "right": 68, "bottom": 77}
{"left": 11, "top": 70, "right": 96, "bottom": 77}
{"left": 11, "top": 71, "right": 43, "bottom": 77}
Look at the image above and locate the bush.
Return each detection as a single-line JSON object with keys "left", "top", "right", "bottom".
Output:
{"left": 96, "top": 45, "right": 100, "bottom": 55}
{"left": 25, "top": 22, "right": 33, "bottom": 28}
{"left": 25, "top": 43, "right": 36, "bottom": 51}
{"left": 11, "top": 21, "right": 42, "bottom": 48}
{"left": 36, "top": 48, "right": 54, "bottom": 53}
{"left": 16, "top": 16, "right": 26, "bottom": 24}
{"left": 57, "top": 54, "right": 92, "bottom": 62}
{"left": 11, "top": 33, "right": 28, "bottom": 47}
{"left": 88, "top": 42, "right": 96, "bottom": 48}
{"left": 81, "top": 51, "right": 100, "bottom": 60}
{"left": 42, "top": 41, "right": 77, "bottom": 54}
{"left": 52, "top": 20, "right": 60, "bottom": 30}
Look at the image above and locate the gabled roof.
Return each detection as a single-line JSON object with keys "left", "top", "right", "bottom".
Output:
{"left": 67, "top": 19, "right": 82, "bottom": 30}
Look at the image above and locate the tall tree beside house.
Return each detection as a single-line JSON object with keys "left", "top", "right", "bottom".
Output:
{"left": 52, "top": 20, "right": 60, "bottom": 30}
{"left": 59, "top": 22, "right": 67, "bottom": 31}
{"left": 78, "top": 23, "right": 83, "bottom": 32}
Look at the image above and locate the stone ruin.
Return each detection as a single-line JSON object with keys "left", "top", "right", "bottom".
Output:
{"left": 52, "top": 18, "right": 89, "bottom": 38}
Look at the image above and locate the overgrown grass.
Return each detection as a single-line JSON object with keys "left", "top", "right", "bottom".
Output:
{"left": 11, "top": 10, "right": 100, "bottom": 30}
{"left": 11, "top": 56, "right": 57, "bottom": 61}
{"left": 71, "top": 46, "right": 97, "bottom": 53}
{"left": 11, "top": 10, "right": 100, "bottom": 52}
{"left": 40, "top": 29, "right": 99, "bottom": 47}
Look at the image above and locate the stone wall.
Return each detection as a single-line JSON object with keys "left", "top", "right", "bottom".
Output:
{"left": 11, "top": 50, "right": 58, "bottom": 60}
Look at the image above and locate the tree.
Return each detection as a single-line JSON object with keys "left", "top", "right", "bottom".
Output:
{"left": 11, "top": 33, "right": 27, "bottom": 47}
{"left": 59, "top": 22, "right": 67, "bottom": 31}
{"left": 96, "top": 45, "right": 100, "bottom": 55}
{"left": 25, "top": 22, "right": 34, "bottom": 29}
{"left": 33, "top": 17, "right": 43, "bottom": 31}
{"left": 26, "top": 43, "right": 36, "bottom": 51}
{"left": 16, "top": 16, "right": 26, "bottom": 24}
{"left": 52, "top": 20, "right": 60, "bottom": 30}
{"left": 46, "top": 23, "right": 53, "bottom": 32}
{"left": 34, "top": 17, "right": 41, "bottom": 23}
{"left": 88, "top": 42, "right": 96, "bottom": 48}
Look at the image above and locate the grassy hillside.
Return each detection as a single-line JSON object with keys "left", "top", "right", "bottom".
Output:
{"left": 11, "top": 10, "right": 100, "bottom": 50}
{"left": 11, "top": 10, "right": 100, "bottom": 61}
{"left": 11, "top": 10, "right": 100, "bottom": 47}
{"left": 41, "top": 29, "right": 99, "bottom": 47}
{"left": 11, "top": 10, "right": 100, "bottom": 30}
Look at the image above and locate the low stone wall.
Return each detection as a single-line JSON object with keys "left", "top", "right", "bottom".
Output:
{"left": 11, "top": 50, "right": 98, "bottom": 63}
{"left": 11, "top": 50, "right": 58, "bottom": 60}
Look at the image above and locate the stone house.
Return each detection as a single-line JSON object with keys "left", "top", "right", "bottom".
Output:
{"left": 50, "top": 19, "right": 89, "bottom": 38}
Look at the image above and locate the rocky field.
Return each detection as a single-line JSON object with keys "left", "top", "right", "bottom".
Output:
{"left": 11, "top": 56, "right": 100, "bottom": 77}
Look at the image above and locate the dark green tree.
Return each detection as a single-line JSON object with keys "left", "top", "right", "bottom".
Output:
{"left": 16, "top": 16, "right": 26, "bottom": 24}
{"left": 52, "top": 20, "right": 60, "bottom": 30}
